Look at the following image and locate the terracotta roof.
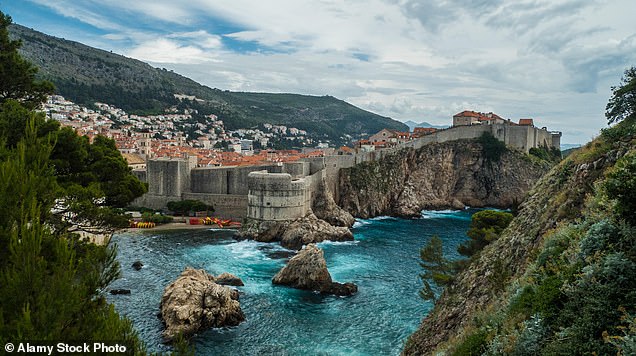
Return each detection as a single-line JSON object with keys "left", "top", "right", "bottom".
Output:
{"left": 454, "top": 110, "right": 481, "bottom": 118}
{"left": 519, "top": 119, "right": 534, "bottom": 126}
{"left": 121, "top": 153, "right": 145, "bottom": 165}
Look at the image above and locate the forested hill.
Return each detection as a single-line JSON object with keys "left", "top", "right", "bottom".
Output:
{"left": 9, "top": 24, "right": 407, "bottom": 142}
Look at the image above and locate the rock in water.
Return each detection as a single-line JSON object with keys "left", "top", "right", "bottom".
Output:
{"left": 272, "top": 244, "right": 357, "bottom": 296}
{"left": 279, "top": 214, "right": 353, "bottom": 250}
{"left": 132, "top": 261, "right": 143, "bottom": 270}
{"left": 237, "top": 214, "right": 353, "bottom": 250}
{"left": 160, "top": 267, "right": 245, "bottom": 341}
{"left": 215, "top": 272, "right": 244, "bottom": 286}
{"left": 109, "top": 289, "right": 131, "bottom": 295}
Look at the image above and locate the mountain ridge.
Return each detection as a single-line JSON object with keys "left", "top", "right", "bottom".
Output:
{"left": 9, "top": 24, "right": 407, "bottom": 144}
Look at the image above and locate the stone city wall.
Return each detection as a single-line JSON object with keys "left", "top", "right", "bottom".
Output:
{"left": 134, "top": 123, "right": 561, "bottom": 218}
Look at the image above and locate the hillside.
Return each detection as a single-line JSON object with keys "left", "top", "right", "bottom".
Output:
{"left": 9, "top": 24, "right": 407, "bottom": 143}
{"left": 403, "top": 117, "right": 636, "bottom": 355}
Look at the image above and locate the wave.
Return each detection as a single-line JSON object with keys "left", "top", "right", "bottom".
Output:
{"left": 352, "top": 219, "right": 372, "bottom": 228}
{"left": 420, "top": 209, "right": 470, "bottom": 220}
{"left": 316, "top": 240, "right": 360, "bottom": 248}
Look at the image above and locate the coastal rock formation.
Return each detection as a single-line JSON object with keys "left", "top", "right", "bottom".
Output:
{"left": 272, "top": 244, "right": 357, "bottom": 296}
{"left": 214, "top": 272, "right": 244, "bottom": 286}
{"left": 403, "top": 140, "right": 631, "bottom": 355}
{"left": 160, "top": 268, "right": 245, "bottom": 341}
{"left": 312, "top": 177, "right": 355, "bottom": 227}
{"left": 339, "top": 140, "right": 550, "bottom": 218}
{"left": 237, "top": 213, "right": 353, "bottom": 250}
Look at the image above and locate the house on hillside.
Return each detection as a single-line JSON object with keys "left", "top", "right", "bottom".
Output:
{"left": 369, "top": 128, "right": 397, "bottom": 144}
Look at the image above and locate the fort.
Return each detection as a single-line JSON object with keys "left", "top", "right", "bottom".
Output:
{"left": 132, "top": 118, "right": 562, "bottom": 220}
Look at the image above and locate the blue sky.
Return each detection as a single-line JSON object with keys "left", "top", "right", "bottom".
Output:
{"left": 3, "top": 0, "right": 636, "bottom": 144}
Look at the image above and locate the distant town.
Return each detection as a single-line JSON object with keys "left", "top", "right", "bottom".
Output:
{"left": 42, "top": 94, "right": 558, "bottom": 170}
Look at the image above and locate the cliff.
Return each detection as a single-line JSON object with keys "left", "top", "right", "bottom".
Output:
{"left": 338, "top": 139, "right": 550, "bottom": 218}
{"left": 403, "top": 118, "right": 636, "bottom": 355}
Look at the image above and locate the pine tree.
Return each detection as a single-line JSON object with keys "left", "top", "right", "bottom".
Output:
{"left": 0, "top": 12, "right": 54, "bottom": 109}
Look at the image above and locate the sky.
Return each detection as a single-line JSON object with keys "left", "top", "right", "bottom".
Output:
{"left": 3, "top": 0, "right": 636, "bottom": 144}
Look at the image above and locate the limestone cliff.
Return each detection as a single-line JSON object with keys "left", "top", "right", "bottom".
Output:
{"left": 338, "top": 139, "right": 550, "bottom": 218}
{"left": 312, "top": 176, "right": 355, "bottom": 227}
{"left": 403, "top": 126, "right": 635, "bottom": 355}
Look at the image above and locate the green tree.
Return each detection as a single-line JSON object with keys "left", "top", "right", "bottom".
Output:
{"left": 606, "top": 67, "right": 636, "bottom": 125}
{"left": 167, "top": 200, "right": 214, "bottom": 216}
{"left": 420, "top": 236, "right": 456, "bottom": 301}
{"left": 0, "top": 10, "right": 149, "bottom": 352}
{"left": 458, "top": 210, "right": 513, "bottom": 257}
{"left": 0, "top": 12, "right": 54, "bottom": 109}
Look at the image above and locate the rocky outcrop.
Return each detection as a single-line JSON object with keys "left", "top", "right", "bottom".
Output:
{"left": 160, "top": 268, "right": 245, "bottom": 341}
{"left": 214, "top": 272, "right": 244, "bottom": 286}
{"left": 236, "top": 213, "right": 354, "bottom": 250}
{"left": 339, "top": 140, "right": 550, "bottom": 218}
{"left": 312, "top": 176, "right": 355, "bottom": 227}
{"left": 132, "top": 261, "right": 143, "bottom": 270}
{"left": 272, "top": 244, "right": 357, "bottom": 296}
{"left": 403, "top": 141, "right": 631, "bottom": 355}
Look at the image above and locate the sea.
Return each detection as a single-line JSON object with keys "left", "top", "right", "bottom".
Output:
{"left": 107, "top": 209, "right": 476, "bottom": 355}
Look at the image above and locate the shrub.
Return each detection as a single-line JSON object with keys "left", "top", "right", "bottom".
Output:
{"left": 529, "top": 146, "right": 561, "bottom": 163}
{"left": 478, "top": 132, "right": 507, "bottom": 163}
{"left": 604, "top": 152, "right": 636, "bottom": 224}
{"left": 579, "top": 220, "right": 620, "bottom": 259}
{"left": 451, "top": 329, "right": 488, "bottom": 356}
{"left": 167, "top": 200, "right": 214, "bottom": 216}
{"left": 458, "top": 210, "right": 513, "bottom": 257}
{"left": 141, "top": 212, "right": 173, "bottom": 224}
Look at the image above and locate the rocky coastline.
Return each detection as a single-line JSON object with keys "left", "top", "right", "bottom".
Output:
{"left": 338, "top": 140, "right": 550, "bottom": 218}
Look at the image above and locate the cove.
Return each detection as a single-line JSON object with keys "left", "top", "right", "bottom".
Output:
{"left": 107, "top": 209, "right": 476, "bottom": 355}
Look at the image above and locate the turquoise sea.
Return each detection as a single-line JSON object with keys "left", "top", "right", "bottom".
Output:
{"left": 107, "top": 209, "right": 476, "bottom": 355}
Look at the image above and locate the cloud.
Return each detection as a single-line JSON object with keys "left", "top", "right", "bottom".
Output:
{"left": 14, "top": 0, "right": 636, "bottom": 144}
{"left": 127, "top": 38, "right": 214, "bottom": 64}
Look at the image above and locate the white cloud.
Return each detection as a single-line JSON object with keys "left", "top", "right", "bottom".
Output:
{"left": 127, "top": 38, "right": 213, "bottom": 64}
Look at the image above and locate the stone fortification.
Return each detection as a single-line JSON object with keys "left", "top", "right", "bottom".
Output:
{"left": 133, "top": 123, "right": 561, "bottom": 219}
{"left": 403, "top": 123, "right": 561, "bottom": 153}
{"left": 246, "top": 171, "right": 310, "bottom": 221}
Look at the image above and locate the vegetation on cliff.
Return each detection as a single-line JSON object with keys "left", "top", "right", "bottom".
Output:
{"left": 419, "top": 210, "right": 513, "bottom": 302}
{"left": 8, "top": 24, "right": 407, "bottom": 143}
{"left": 404, "top": 67, "right": 636, "bottom": 355}
{"left": 0, "top": 11, "right": 147, "bottom": 352}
